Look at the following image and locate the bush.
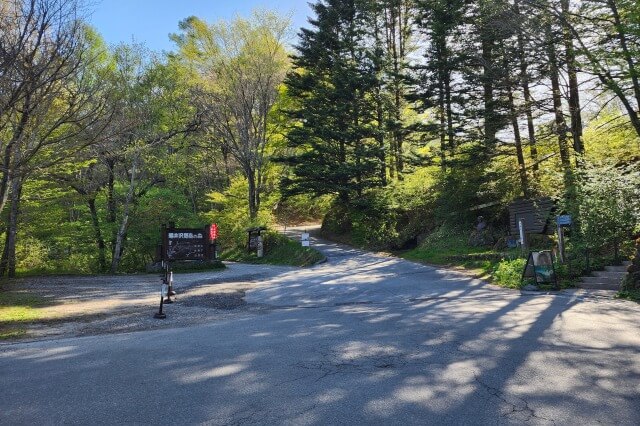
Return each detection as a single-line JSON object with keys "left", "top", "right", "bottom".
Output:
{"left": 493, "top": 258, "right": 527, "bottom": 289}
{"left": 573, "top": 164, "right": 639, "bottom": 252}
{"left": 16, "top": 237, "right": 49, "bottom": 272}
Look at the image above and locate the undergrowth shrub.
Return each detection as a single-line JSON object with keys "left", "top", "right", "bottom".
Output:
{"left": 493, "top": 258, "right": 527, "bottom": 288}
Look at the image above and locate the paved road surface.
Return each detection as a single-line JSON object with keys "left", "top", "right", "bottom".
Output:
{"left": 1, "top": 230, "right": 639, "bottom": 424}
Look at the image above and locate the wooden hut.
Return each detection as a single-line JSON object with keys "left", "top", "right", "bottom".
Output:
{"left": 508, "top": 198, "right": 555, "bottom": 236}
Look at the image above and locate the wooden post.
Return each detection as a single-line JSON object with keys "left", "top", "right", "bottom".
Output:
{"left": 518, "top": 218, "right": 528, "bottom": 256}
{"left": 559, "top": 227, "right": 565, "bottom": 262}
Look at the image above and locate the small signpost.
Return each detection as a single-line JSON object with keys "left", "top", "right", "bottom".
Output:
{"left": 521, "top": 250, "right": 558, "bottom": 289}
{"left": 556, "top": 215, "right": 572, "bottom": 263}
{"left": 518, "top": 218, "right": 528, "bottom": 255}
{"left": 247, "top": 226, "right": 267, "bottom": 255}
{"left": 301, "top": 232, "right": 310, "bottom": 247}
{"left": 557, "top": 215, "right": 572, "bottom": 227}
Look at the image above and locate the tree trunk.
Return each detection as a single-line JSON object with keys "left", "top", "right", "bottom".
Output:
{"left": 508, "top": 86, "right": 530, "bottom": 198}
{"left": 0, "top": 94, "right": 31, "bottom": 216}
{"left": 87, "top": 197, "right": 106, "bottom": 272}
{"left": 375, "top": 85, "right": 388, "bottom": 185}
{"left": 0, "top": 177, "right": 23, "bottom": 278}
{"left": 372, "top": 14, "right": 387, "bottom": 186}
{"left": 514, "top": 0, "right": 539, "bottom": 173}
{"left": 247, "top": 168, "right": 258, "bottom": 220}
{"left": 444, "top": 69, "right": 455, "bottom": 151}
{"left": 438, "top": 78, "right": 447, "bottom": 170}
{"left": 393, "top": 1, "right": 406, "bottom": 178}
{"left": 546, "top": 20, "right": 574, "bottom": 194}
{"left": 607, "top": 0, "right": 640, "bottom": 110}
{"left": 481, "top": 32, "right": 497, "bottom": 154}
{"left": 560, "top": 0, "right": 584, "bottom": 160}
{"left": 110, "top": 158, "right": 138, "bottom": 273}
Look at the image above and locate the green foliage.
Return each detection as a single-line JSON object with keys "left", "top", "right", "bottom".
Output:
{"left": 573, "top": 164, "right": 640, "bottom": 251}
{"left": 616, "top": 289, "right": 640, "bottom": 303}
{"left": 206, "top": 175, "right": 274, "bottom": 251}
{"left": 15, "top": 237, "right": 49, "bottom": 272}
{"left": 350, "top": 204, "right": 399, "bottom": 250}
{"left": 222, "top": 232, "right": 324, "bottom": 267}
{"left": 118, "top": 187, "right": 203, "bottom": 272}
{"left": 320, "top": 175, "right": 438, "bottom": 250}
{"left": 493, "top": 258, "right": 527, "bottom": 289}
{"left": 274, "top": 194, "right": 333, "bottom": 225}
{"left": 322, "top": 195, "right": 399, "bottom": 250}
{"left": 402, "top": 225, "right": 496, "bottom": 265}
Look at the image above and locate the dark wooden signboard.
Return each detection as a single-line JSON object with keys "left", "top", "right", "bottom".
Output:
{"left": 162, "top": 225, "right": 217, "bottom": 261}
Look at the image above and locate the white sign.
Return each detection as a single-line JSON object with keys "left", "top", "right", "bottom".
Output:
{"left": 301, "top": 232, "right": 310, "bottom": 247}
{"left": 161, "top": 284, "right": 168, "bottom": 297}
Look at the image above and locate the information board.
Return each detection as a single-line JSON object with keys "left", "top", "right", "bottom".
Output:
{"left": 165, "top": 229, "right": 207, "bottom": 261}
{"left": 522, "top": 250, "right": 557, "bottom": 287}
{"left": 248, "top": 234, "right": 260, "bottom": 250}
{"left": 301, "top": 232, "right": 310, "bottom": 247}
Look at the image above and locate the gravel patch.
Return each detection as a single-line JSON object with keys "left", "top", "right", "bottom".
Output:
{"left": 179, "top": 290, "right": 247, "bottom": 310}
{"left": 1, "top": 263, "right": 297, "bottom": 344}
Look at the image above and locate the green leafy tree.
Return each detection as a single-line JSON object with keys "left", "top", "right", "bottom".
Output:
{"left": 171, "top": 11, "right": 291, "bottom": 220}
{"left": 575, "top": 164, "right": 639, "bottom": 254}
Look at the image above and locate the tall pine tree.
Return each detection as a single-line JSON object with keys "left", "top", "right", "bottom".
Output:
{"left": 281, "top": 0, "right": 385, "bottom": 203}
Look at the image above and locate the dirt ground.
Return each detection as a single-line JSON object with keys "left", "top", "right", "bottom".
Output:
{"left": 0, "top": 265, "right": 288, "bottom": 343}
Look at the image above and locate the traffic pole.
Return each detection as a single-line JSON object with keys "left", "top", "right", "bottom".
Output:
{"left": 154, "top": 274, "right": 167, "bottom": 319}
{"left": 165, "top": 271, "right": 175, "bottom": 303}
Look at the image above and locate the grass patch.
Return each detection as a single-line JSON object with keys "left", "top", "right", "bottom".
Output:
{"left": 0, "top": 291, "right": 48, "bottom": 340}
{"left": 400, "top": 228, "right": 515, "bottom": 283}
{"left": 0, "top": 328, "right": 27, "bottom": 339}
{"left": 399, "top": 226, "right": 576, "bottom": 290}
{"left": 222, "top": 232, "right": 325, "bottom": 267}
{"left": 401, "top": 234, "right": 502, "bottom": 265}
{"left": 616, "top": 289, "right": 640, "bottom": 303}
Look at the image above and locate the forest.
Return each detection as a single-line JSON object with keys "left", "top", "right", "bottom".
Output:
{"left": 0, "top": 0, "right": 639, "bottom": 291}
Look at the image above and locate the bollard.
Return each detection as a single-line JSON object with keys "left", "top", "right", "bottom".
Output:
{"left": 165, "top": 269, "right": 175, "bottom": 303}
{"left": 154, "top": 278, "right": 167, "bottom": 319}
{"left": 165, "top": 270, "right": 175, "bottom": 303}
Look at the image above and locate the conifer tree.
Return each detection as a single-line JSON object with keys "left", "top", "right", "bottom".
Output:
{"left": 281, "top": 0, "right": 384, "bottom": 203}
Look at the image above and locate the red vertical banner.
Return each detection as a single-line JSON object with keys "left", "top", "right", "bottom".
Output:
{"left": 209, "top": 223, "right": 219, "bottom": 241}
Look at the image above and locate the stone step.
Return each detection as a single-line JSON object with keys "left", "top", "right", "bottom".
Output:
{"left": 580, "top": 275, "right": 623, "bottom": 284}
{"left": 593, "top": 270, "right": 627, "bottom": 279}
{"left": 576, "top": 261, "right": 630, "bottom": 291}
{"left": 605, "top": 265, "right": 629, "bottom": 273}
{"left": 576, "top": 281, "right": 622, "bottom": 291}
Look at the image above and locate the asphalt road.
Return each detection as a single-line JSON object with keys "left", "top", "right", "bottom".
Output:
{"left": 1, "top": 231, "right": 639, "bottom": 425}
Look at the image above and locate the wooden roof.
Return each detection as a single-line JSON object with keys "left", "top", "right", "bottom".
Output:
{"left": 508, "top": 198, "right": 555, "bottom": 235}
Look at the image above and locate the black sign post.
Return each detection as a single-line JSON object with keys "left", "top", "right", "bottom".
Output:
{"left": 154, "top": 260, "right": 168, "bottom": 319}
